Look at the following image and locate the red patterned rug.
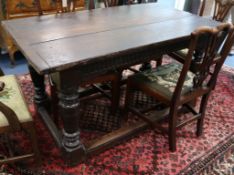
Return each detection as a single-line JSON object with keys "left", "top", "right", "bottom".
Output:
{"left": 1, "top": 65, "right": 234, "bottom": 175}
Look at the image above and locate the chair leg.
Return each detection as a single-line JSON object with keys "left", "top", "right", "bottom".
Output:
{"left": 123, "top": 79, "right": 135, "bottom": 121}
{"left": 23, "top": 123, "right": 41, "bottom": 165}
{"left": 196, "top": 93, "right": 210, "bottom": 137}
{"left": 156, "top": 57, "right": 163, "bottom": 67}
{"left": 139, "top": 62, "right": 152, "bottom": 71}
{"left": 110, "top": 72, "right": 122, "bottom": 114}
{"left": 168, "top": 109, "right": 178, "bottom": 152}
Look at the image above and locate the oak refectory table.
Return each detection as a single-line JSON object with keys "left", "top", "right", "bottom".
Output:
{"left": 2, "top": 3, "right": 220, "bottom": 165}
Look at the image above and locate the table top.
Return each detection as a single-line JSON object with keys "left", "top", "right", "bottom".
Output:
{"left": 2, "top": 3, "right": 220, "bottom": 74}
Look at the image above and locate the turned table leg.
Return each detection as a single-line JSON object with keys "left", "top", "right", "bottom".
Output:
{"left": 28, "top": 65, "right": 49, "bottom": 106}
{"left": 58, "top": 72, "right": 86, "bottom": 165}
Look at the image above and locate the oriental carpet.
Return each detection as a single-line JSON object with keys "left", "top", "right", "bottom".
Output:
{"left": 0, "top": 64, "right": 234, "bottom": 175}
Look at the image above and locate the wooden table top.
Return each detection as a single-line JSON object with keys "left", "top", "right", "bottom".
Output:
{"left": 2, "top": 3, "right": 220, "bottom": 74}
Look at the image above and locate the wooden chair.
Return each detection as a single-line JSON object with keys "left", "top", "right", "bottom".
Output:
{"left": 55, "top": 0, "right": 76, "bottom": 12}
{"left": 212, "top": 0, "right": 234, "bottom": 22}
{"left": 124, "top": 23, "right": 234, "bottom": 152}
{"left": 54, "top": 0, "right": 85, "bottom": 13}
{"left": 169, "top": 0, "right": 234, "bottom": 65}
{"left": 103, "top": 0, "right": 120, "bottom": 7}
{"left": 198, "top": 0, "right": 206, "bottom": 16}
{"left": 0, "top": 70, "right": 40, "bottom": 164}
{"left": 50, "top": 1, "right": 121, "bottom": 116}
{"left": 198, "top": 0, "right": 233, "bottom": 20}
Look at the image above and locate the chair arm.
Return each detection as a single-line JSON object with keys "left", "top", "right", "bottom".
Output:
{"left": 0, "top": 101, "right": 20, "bottom": 131}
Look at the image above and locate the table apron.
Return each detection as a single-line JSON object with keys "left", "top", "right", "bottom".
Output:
{"left": 59, "top": 39, "right": 189, "bottom": 83}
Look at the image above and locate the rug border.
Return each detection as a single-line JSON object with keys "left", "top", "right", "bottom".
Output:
{"left": 178, "top": 128, "right": 234, "bottom": 174}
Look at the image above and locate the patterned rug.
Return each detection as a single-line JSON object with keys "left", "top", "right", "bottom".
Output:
{"left": 0, "top": 64, "right": 234, "bottom": 175}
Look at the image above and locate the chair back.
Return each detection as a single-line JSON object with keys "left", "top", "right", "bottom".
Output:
{"left": 199, "top": 0, "right": 206, "bottom": 16}
{"left": 103, "top": 0, "right": 119, "bottom": 7}
{"left": 199, "top": 0, "right": 234, "bottom": 22}
{"left": 56, "top": 0, "right": 77, "bottom": 12}
{"left": 56, "top": 0, "right": 91, "bottom": 12}
{"left": 213, "top": 0, "right": 234, "bottom": 22}
{"left": 173, "top": 23, "right": 234, "bottom": 103}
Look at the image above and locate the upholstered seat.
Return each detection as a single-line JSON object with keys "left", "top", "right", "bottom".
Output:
{"left": 171, "top": 48, "right": 221, "bottom": 67}
{"left": 0, "top": 73, "right": 40, "bottom": 165}
{"left": 174, "top": 49, "right": 188, "bottom": 59}
{"left": 168, "top": 0, "right": 234, "bottom": 67}
{"left": 0, "top": 75, "right": 32, "bottom": 128}
{"left": 130, "top": 63, "right": 195, "bottom": 100}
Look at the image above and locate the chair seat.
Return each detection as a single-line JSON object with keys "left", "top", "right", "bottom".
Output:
{"left": 50, "top": 71, "right": 116, "bottom": 89}
{"left": 0, "top": 75, "right": 32, "bottom": 128}
{"left": 174, "top": 49, "right": 188, "bottom": 59}
{"left": 130, "top": 63, "right": 195, "bottom": 100}
{"left": 172, "top": 49, "right": 221, "bottom": 62}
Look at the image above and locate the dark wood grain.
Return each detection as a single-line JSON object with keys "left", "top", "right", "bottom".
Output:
{"left": 3, "top": 3, "right": 220, "bottom": 74}
{"left": 2, "top": 3, "right": 222, "bottom": 165}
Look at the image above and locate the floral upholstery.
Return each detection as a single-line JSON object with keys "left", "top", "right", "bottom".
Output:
{"left": 0, "top": 75, "right": 32, "bottom": 128}
{"left": 131, "top": 63, "right": 195, "bottom": 100}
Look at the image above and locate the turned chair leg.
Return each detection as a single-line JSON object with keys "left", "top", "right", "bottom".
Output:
{"left": 196, "top": 93, "right": 210, "bottom": 137}
{"left": 24, "top": 123, "right": 41, "bottom": 165}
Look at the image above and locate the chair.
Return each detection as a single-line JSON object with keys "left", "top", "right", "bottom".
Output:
{"left": 55, "top": 0, "right": 76, "bottom": 12}
{"left": 50, "top": 71, "right": 121, "bottom": 115}
{"left": 212, "top": 0, "right": 234, "bottom": 22}
{"left": 103, "top": 0, "right": 120, "bottom": 7}
{"left": 124, "top": 23, "right": 234, "bottom": 152}
{"left": 54, "top": 0, "right": 85, "bottom": 13}
{"left": 0, "top": 70, "right": 40, "bottom": 164}
{"left": 169, "top": 0, "right": 234, "bottom": 65}
{"left": 50, "top": 1, "right": 121, "bottom": 116}
{"left": 197, "top": 0, "right": 232, "bottom": 20}
{"left": 198, "top": 0, "right": 206, "bottom": 16}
